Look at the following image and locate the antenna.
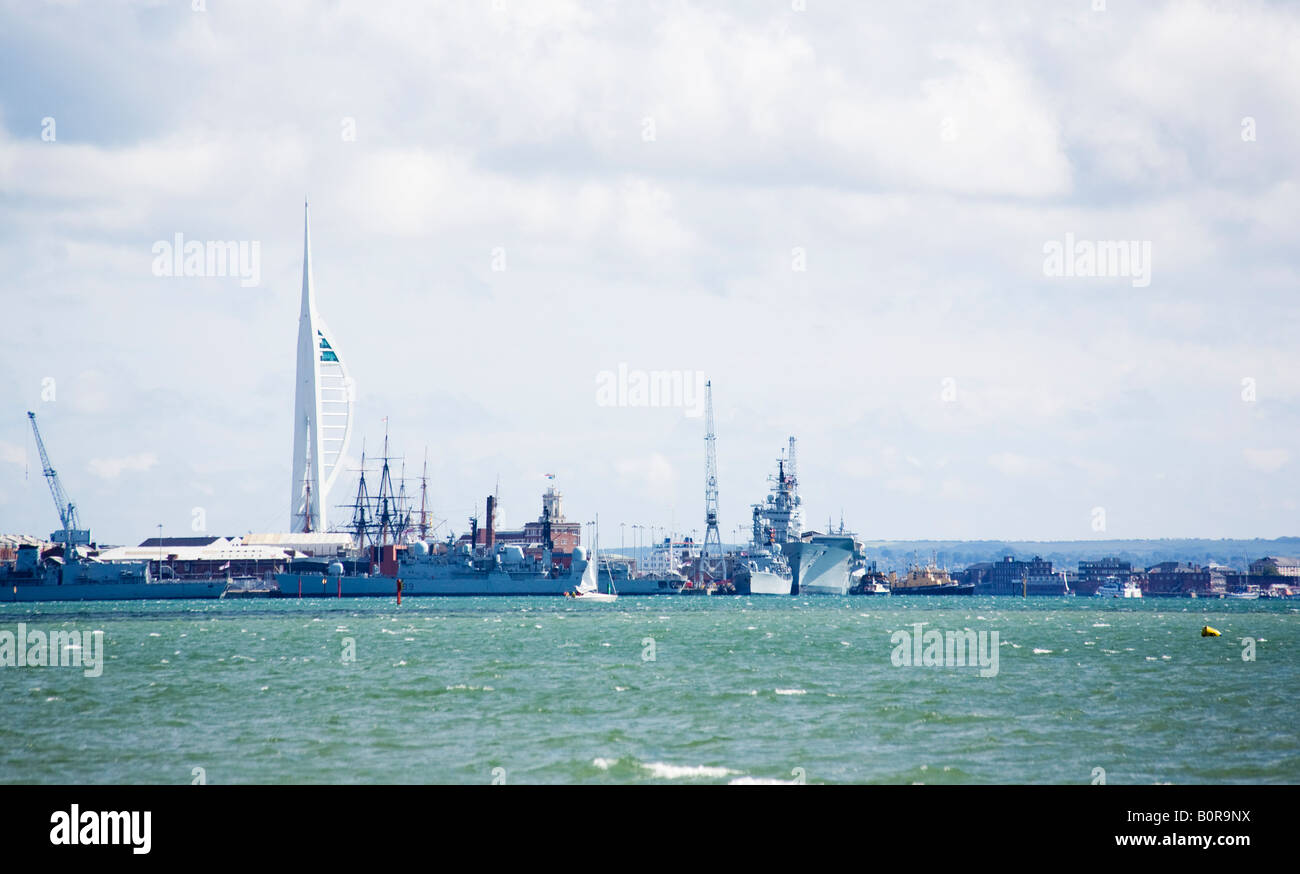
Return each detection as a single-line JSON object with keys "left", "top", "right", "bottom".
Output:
{"left": 787, "top": 436, "right": 798, "bottom": 492}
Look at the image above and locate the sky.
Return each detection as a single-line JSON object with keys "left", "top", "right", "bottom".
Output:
{"left": 0, "top": 0, "right": 1297, "bottom": 546}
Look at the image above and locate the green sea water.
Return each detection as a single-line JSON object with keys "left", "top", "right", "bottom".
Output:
{"left": 1, "top": 596, "right": 1296, "bottom": 784}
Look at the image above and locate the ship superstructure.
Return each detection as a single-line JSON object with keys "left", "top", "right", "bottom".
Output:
{"left": 751, "top": 438, "right": 853, "bottom": 595}
{"left": 275, "top": 487, "right": 597, "bottom": 596}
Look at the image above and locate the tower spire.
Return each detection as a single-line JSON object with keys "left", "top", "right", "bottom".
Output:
{"left": 300, "top": 199, "right": 314, "bottom": 319}
{"left": 290, "top": 201, "right": 354, "bottom": 532}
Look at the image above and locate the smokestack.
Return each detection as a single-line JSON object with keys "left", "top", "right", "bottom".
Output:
{"left": 485, "top": 495, "right": 496, "bottom": 551}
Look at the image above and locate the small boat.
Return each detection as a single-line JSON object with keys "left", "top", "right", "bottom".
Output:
{"left": 849, "top": 569, "right": 890, "bottom": 595}
{"left": 569, "top": 519, "right": 617, "bottom": 602}
{"left": 1095, "top": 576, "right": 1142, "bottom": 598}
{"left": 1227, "top": 588, "right": 1260, "bottom": 600}
{"left": 570, "top": 587, "right": 617, "bottom": 602}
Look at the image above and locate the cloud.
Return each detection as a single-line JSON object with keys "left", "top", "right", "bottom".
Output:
{"left": 614, "top": 453, "right": 678, "bottom": 501}
{"left": 87, "top": 453, "right": 158, "bottom": 480}
{"left": 0, "top": 441, "right": 25, "bottom": 467}
{"left": 988, "top": 452, "right": 1052, "bottom": 478}
{"left": 0, "top": 1, "right": 1297, "bottom": 541}
{"left": 1243, "top": 449, "right": 1289, "bottom": 473}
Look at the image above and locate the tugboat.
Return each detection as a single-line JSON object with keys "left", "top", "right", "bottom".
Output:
{"left": 889, "top": 564, "right": 974, "bottom": 596}
{"left": 849, "top": 561, "right": 891, "bottom": 595}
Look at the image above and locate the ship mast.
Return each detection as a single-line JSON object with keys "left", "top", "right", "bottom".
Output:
{"left": 348, "top": 445, "right": 373, "bottom": 552}
{"left": 301, "top": 429, "right": 315, "bottom": 533}
{"left": 396, "top": 461, "right": 412, "bottom": 543}
{"left": 418, "top": 447, "right": 430, "bottom": 540}
{"left": 373, "top": 421, "right": 399, "bottom": 548}
{"left": 787, "top": 436, "right": 798, "bottom": 495}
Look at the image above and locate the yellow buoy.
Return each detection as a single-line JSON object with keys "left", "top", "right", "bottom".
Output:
{"left": 1201, "top": 625, "right": 1221, "bottom": 637}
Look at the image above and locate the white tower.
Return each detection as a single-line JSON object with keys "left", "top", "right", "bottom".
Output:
{"left": 290, "top": 202, "right": 354, "bottom": 532}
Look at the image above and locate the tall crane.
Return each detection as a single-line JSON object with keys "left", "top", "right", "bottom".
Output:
{"left": 698, "top": 381, "right": 725, "bottom": 583}
{"left": 27, "top": 411, "right": 90, "bottom": 558}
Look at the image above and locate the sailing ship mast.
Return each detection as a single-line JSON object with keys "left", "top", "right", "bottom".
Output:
{"left": 418, "top": 448, "right": 430, "bottom": 541}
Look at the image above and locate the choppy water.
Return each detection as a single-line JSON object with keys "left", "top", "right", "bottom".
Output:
{"left": 1, "top": 596, "right": 1296, "bottom": 784}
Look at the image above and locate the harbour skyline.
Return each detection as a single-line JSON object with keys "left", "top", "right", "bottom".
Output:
{"left": 1, "top": 2, "right": 1298, "bottom": 545}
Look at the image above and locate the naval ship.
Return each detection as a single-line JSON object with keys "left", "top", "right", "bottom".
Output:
{"left": 0, "top": 543, "right": 226, "bottom": 602}
{"left": 753, "top": 440, "right": 853, "bottom": 595}
{"left": 275, "top": 454, "right": 606, "bottom": 596}
{"left": 730, "top": 505, "right": 794, "bottom": 595}
{"left": 2, "top": 412, "right": 226, "bottom": 602}
{"left": 275, "top": 539, "right": 599, "bottom": 597}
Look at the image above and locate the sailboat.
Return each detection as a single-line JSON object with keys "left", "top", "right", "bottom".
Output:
{"left": 571, "top": 517, "right": 617, "bottom": 602}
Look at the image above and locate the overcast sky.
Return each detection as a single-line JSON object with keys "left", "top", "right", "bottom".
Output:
{"left": 1, "top": 0, "right": 1297, "bottom": 546}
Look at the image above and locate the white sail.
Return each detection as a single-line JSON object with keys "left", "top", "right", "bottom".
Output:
{"left": 577, "top": 556, "right": 598, "bottom": 594}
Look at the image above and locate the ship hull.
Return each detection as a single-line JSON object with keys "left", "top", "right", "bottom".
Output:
{"left": 616, "top": 577, "right": 682, "bottom": 594}
{"left": 0, "top": 581, "right": 227, "bottom": 602}
{"left": 745, "top": 571, "right": 793, "bottom": 596}
{"left": 782, "top": 537, "right": 853, "bottom": 595}
{"left": 274, "top": 572, "right": 593, "bottom": 597}
{"left": 891, "top": 584, "right": 976, "bottom": 596}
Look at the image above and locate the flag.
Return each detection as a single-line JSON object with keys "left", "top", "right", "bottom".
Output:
{"left": 545, "top": 473, "right": 554, "bottom": 480}
{"left": 218, "top": 561, "right": 230, "bottom": 571}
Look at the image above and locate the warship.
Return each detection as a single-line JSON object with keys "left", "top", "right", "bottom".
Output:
{"left": 753, "top": 439, "right": 853, "bottom": 595}
{"left": 1, "top": 413, "right": 225, "bottom": 602}
{"left": 731, "top": 505, "right": 794, "bottom": 595}
{"left": 1, "top": 543, "right": 226, "bottom": 602}
{"left": 274, "top": 434, "right": 605, "bottom": 596}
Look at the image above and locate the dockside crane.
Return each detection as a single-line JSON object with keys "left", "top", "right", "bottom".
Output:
{"left": 698, "top": 381, "right": 725, "bottom": 584}
{"left": 26, "top": 411, "right": 90, "bottom": 559}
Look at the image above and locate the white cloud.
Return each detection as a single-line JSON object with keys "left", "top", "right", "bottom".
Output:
{"left": 1243, "top": 449, "right": 1289, "bottom": 473}
{"left": 0, "top": 1, "right": 1297, "bottom": 541}
{"left": 0, "top": 441, "right": 25, "bottom": 467}
{"left": 988, "top": 452, "right": 1053, "bottom": 478}
{"left": 614, "top": 453, "right": 678, "bottom": 502}
{"left": 87, "top": 453, "right": 158, "bottom": 480}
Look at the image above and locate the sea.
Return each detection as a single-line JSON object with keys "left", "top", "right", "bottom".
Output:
{"left": 1, "top": 596, "right": 1296, "bottom": 784}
